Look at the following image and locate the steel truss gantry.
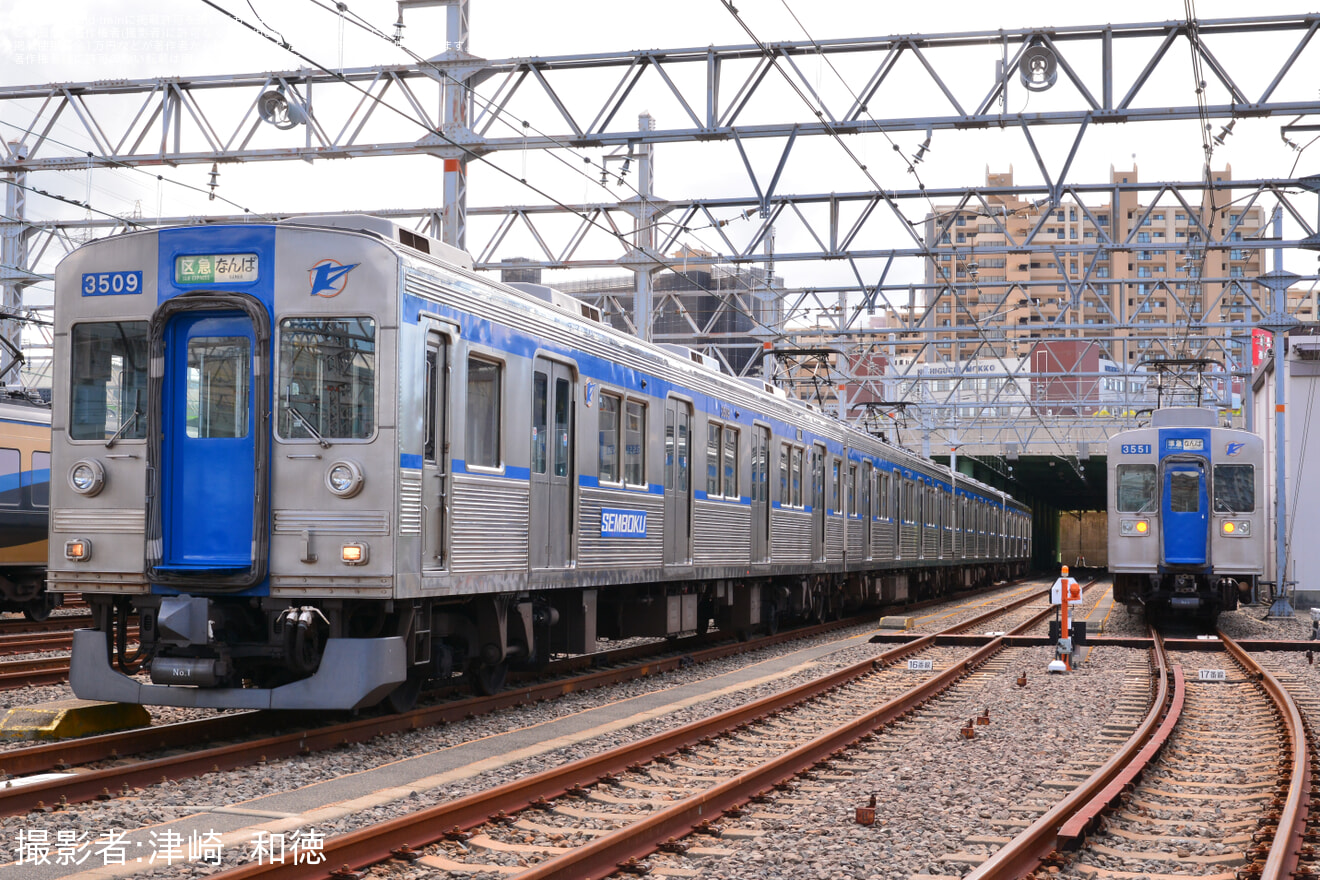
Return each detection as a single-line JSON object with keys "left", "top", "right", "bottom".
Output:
{"left": 5, "top": 11, "right": 1320, "bottom": 460}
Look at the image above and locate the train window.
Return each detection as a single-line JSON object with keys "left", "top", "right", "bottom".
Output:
{"left": 675, "top": 407, "right": 689, "bottom": 494}
{"left": 1214, "top": 464, "right": 1254, "bottom": 513}
{"left": 706, "top": 424, "right": 720, "bottom": 495}
{"left": 1169, "top": 471, "right": 1202, "bottom": 513}
{"left": 624, "top": 401, "right": 645, "bottom": 486}
{"left": 186, "top": 336, "right": 249, "bottom": 438}
{"left": 532, "top": 372, "right": 548, "bottom": 475}
{"left": 465, "top": 357, "right": 502, "bottom": 469}
{"left": 31, "top": 452, "right": 50, "bottom": 508}
{"left": 70, "top": 321, "right": 149, "bottom": 441}
{"left": 1116, "top": 464, "right": 1156, "bottom": 512}
{"left": 598, "top": 393, "right": 620, "bottom": 483}
{"left": 278, "top": 317, "right": 376, "bottom": 440}
{"left": 723, "top": 428, "right": 738, "bottom": 498}
{"left": 665, "top": 412, "right": 675, "bottom": 491}
{"left": 0, "top": 449, "right": 17, "bottom": 506}
{"left": 424, "top": 349, "right": 438, "bottom": 463}
{"left": 791, "top": 448, "right": 803, "bottom": 508}
{"left": 553, "top": 377, "right": 571, "bottom": 478}
{"left": 833, "top": 461, "right": 841, "bottom": 514}
{"left": 848, "top": 465, "right": 857, "bottom": 516}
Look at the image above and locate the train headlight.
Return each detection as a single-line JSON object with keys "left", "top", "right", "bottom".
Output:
{"left": 326, "top": 460, "right": 364, "bottom": 498}
{"left": 1120, "top": 518, "right": 1150, "bottom": 536}
{"left": 340, "top": 542, "right": 368, "bottom": 565}
{"left": 69, "top": 459, "right": 105, "bottom": 496}
{"left": 64, "top": 538, "right": 92, "bottom": 561}
{"left": 1222, "top": 520, "right": 1251, "bottom": 537}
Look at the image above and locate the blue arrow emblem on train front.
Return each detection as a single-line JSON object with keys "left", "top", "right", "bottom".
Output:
{"left": 308, "top": 259, "right": 360, "bottom": 297}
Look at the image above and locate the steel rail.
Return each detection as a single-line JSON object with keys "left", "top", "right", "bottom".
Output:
{"left": 0, "top": 614, "right": 96, "bottom": 635}
{"left": 0, "top": 592, "right": 1011, "bottom": 815}
{"left": 0, "top": 656, "right": 72, "bottom": 689}
{"left": 0, "top": 579, "right": 1037, "bottom": 783}
{"left": 963, "top": 625, "right": 1175, "bottom": 880}
{"left": 201, "top": 590, "right": 1054, "bottom": 880}
{"left": 1219, "top": 629, "right": 1311, "bottom": 880}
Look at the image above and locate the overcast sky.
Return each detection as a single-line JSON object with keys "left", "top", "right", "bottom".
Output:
{"left": 3, "top": 0, "right": 1319, "bottom": 303}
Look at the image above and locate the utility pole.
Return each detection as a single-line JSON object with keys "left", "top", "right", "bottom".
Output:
{"left": 1257, "top": 208, "right": 1299, "bottom": 616}
{"left": 0, "top": 141, "right": 29, "bottom": 384}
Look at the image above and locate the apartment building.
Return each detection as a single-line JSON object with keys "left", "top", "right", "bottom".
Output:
{"left": 921, "top": 166, "right": 1265, "bottom": 372}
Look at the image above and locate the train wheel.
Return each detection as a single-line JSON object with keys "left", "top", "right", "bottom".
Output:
{"left": 470, "top": 660, "right": 508, "bottom": 696}
{"left": 23, "top": 597, "right": 54, "bottom": 623}
{"left": 383, "top": 671, "right": 425, "bottom": 714}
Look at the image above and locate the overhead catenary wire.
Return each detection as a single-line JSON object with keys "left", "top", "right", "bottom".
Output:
{"left": 198, "top": 0, "right": 803, "bottom": 356}
{"left": 729, "top": 0, "right": 1088, "bottom": 468}
{"left": 293, "top": 0, "right": 788, "bottom": 326}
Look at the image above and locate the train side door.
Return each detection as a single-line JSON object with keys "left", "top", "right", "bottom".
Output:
{"left": 811, "top": 444, "right": 826, "bottom": 561}
{"left": 531, "top": 358, "right": 575, "bottom": 569}
{"left": 1162, "top": 461, "right": 1208, "bottom": 565}
{"left": 422, "top": 331, "right": 449, "bottom": 571}
{"left": 159, "top": 311, "right": 258, "bottom": 572}
{"left": 751, "top": 426, "right": 770, "bottom": 562}
{"left": 664, "top": 399, "right": 692, "bottom": 565}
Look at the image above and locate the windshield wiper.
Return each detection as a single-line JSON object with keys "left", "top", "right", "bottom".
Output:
{"left": 106, "top": 390, "right": 142, "bottom": 448}
{"left": 286, "top": 404, "right": 330, "bottom": 448}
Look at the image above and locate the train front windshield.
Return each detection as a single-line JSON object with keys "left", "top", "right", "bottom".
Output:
{"left": 1116, "top": 464, "right": 1156, "bottom": 512}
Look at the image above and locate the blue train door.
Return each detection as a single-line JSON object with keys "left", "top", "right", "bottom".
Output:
{"left": 1162, "top": 462, "right": 1208, "bottom": 565}
{"left": 160, "top": 312, "right": 257, "bottom": 571}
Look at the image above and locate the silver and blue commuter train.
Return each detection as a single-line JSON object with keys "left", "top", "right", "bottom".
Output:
{"left": 1107, "top": 407, "right": 1263, "bottom": 623}
{"left": 51, "top": 215, "right": 1032, "bottom": 711}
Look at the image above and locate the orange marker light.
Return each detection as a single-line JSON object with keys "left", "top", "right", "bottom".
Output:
{"left": 1136, "top": 520, "right": 1149, "bottom": 534}
{"left": 1223, "top": 521, "right": 1236, "bottom": 534}
{"left": 341, "top": 545, "right": 363, "bottom": 562}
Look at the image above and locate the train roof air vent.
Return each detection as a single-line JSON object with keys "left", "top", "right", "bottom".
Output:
{"left": 506, "top": 282, "right": 606, "bottom": 324}
{"left": 740, "top": 376, "right": 788, "bottom": 399}
{"left": 659, "top": 344, "right": 724, "bottom": 373}
{"left": 1149, "top": 407, "right": 1218, "bottom": 427}
{"left": 284, "top": 214, "right": 472, "bottom": 269}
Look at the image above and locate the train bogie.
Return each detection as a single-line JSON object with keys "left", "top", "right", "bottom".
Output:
{"left": 52, "top": 216, "right": 1032, "bottom": 711}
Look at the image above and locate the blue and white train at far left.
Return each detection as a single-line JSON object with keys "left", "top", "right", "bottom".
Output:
{"left": 51, "top": 215, "right": 1032, "bottom": 713}
{"left": 1107, "top": 407, "right": 1264, "bottom": 623}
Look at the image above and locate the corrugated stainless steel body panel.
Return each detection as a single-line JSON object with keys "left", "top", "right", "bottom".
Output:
{"left": 397, "top": 471, "right": 422, "bottom": 537}
{"left": 693, "top": 500, "right": 751, "bottom": 565}
{"left": 846, "top": 517, "right": 863, "bottom": 559}
{"left": 52, "top": 509, "right": 145, "bottom": 533}
{"left": 771, "top": 509, "right": 811, "bottom": 562}
{"left": 450, "top": 473, "right": 529, "bottom": 573}
{"left": 900, "top": 522, "right": 918, "bottom": 559}
{"left": 272, "top": 510, "right": 391, "bottom": 535}
{"left": 826, "top": 514, "right": 844, "bottom": 562}
{"left": 875, "top": 521, "right": 897, "bottom": 559}
{"left": 578, "top": 487, "right": 664, "bottom": 568}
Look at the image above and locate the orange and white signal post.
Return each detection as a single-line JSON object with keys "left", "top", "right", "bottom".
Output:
{"left": 1048, "top": 565, "right": 1083, "bottom": 672}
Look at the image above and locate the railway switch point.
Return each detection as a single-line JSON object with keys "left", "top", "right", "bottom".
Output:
{"left": 0, "top": 698, "right": 150, "bottom": 741}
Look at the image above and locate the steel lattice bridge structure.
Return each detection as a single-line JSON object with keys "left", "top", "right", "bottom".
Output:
{"left": 4, "top": 7, "right": 1320, "bottom": 467}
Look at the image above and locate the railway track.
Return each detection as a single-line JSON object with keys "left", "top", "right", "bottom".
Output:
{"left": 961, "top": 628, "right": 1309, "bottom": 880}
{"left": 0, "top": 654, "right": 77, "bottom": 688}
{"left": 0, "top": 612, "right": 97, "bottom": 636}
{"left": 0, "top": 582, "right": 1050, "bottom": 821}
{"left": 192, "top": 583, "right": 1060, "bottom": 879}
